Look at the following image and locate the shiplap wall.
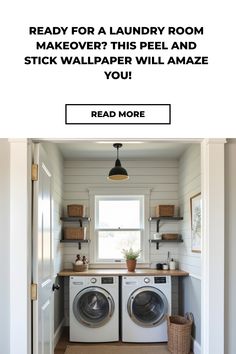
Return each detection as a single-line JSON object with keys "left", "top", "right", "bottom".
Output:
{"left": 62, "top": 159, "right": 182, "bottom": 323}
{"left": 62, "top": 159, "right": 182, "bottom": 268}
{"left": 178, "top": 144, "right": 201, "bottom": 275}
{"left": 178, "top": 144, "right": 201, "bottom": 346}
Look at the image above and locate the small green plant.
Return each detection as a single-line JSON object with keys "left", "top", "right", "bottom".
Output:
{"left": 122, "top": 248, "right": 141, "bottom": 260}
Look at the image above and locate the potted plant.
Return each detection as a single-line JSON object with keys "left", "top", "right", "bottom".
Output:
{"left": 122, "top": 248, "right": 141, "bottom": 272}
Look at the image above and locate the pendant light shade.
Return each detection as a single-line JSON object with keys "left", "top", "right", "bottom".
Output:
{"left": 108, "top": 143, "right": 129, "bottom": 181}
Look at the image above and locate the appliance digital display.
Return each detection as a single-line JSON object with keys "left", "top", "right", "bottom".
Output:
{"left": 154, "top": 277, "right": 166, "bottom": 283}
{"left": 101, "top": 277, "right": 114, "bottom": 284}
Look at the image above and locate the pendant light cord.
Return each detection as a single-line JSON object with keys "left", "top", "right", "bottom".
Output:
{"left": 117, "top": 145, "right": 119, "bottom": 159}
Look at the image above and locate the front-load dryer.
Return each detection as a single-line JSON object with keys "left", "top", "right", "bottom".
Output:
{"left": 122, "top": 275, "right": 171, "bottom": 342}
{"left": 70, "top": 275, "right": 119, "bottom": 342}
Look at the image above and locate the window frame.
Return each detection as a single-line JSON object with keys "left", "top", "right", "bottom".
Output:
{"left": 89, "top": 188, "right": 150, "bottom": 267}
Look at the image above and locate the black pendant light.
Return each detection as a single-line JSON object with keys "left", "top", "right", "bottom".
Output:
{"left": 108, "top": 143, "right": 129, "bottom": 180}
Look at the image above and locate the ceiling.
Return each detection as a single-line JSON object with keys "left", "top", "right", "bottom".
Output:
{"left": 53, "top": 140, "right": 198, "bottom": 160}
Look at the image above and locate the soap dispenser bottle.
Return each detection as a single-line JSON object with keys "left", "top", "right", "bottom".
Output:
{"left": 169, "top": 258, "right": 176, "bottom": 270}
{"left": 167, "top": 251, "right": 171, "bottom": 268}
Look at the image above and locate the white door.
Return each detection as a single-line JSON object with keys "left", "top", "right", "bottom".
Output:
{"left": 32, "top": 144, "right": 54, "bottom": 354}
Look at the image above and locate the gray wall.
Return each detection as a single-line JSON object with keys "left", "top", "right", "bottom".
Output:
{"left": 0, "top": 139, "right": 10, "bottom": 353}
{"left": 225, "top": 139, "right": 236, "bottom": 354}
{"left": 179, "top": 276, "right": 201, "bottom": 344}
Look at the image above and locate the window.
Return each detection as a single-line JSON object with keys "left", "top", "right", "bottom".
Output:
{"left": 93, "top": 195, "right": 145, "bottom": 263}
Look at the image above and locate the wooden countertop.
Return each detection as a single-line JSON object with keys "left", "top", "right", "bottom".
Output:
{"left": 58, "top": 268, "right": 189, "bottom": 277}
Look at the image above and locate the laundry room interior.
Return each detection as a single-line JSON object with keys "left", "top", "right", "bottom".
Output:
{"left": 35, "top": 139, "right": 201, "bottom": 354}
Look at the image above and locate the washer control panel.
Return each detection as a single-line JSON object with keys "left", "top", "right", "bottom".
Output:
{"left": 144, "top": 277, "right": 150, "bottom": 284}
{"left": 90, "top": 277, "right": 97, "bottom": 284}
{"left": 154, "top": 276, "right": 167, "bottom": 283}
{"left": 101, "top": 277, "right": 114, "bottom": 284}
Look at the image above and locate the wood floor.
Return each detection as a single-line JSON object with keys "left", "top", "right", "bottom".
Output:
{"left": 54, "top": 327, "right": 69, "bottom": 354}
{"left": 54, "top": 328, "right": 173, "bottom": 354}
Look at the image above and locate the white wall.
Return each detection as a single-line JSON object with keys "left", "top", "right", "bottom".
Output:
{"left": 225, "top": 139, "right": 236, "bottom": 354}
{"left": 10, "top": 140, "right": 31, "bottom": 354}
{"left": 178, "top": 144, "right": 201, "bottom": 346}
{"left": 0, "top": 139, "right": 10, "bottom": 354}
{"left": 62, "top": 158, "right": 182, "bottom": 323}
{"left": 62, "top": 159, "right": 182, "bottom": 267}
{"left": 179, "top": 144, "right": 201, "bottom": 276}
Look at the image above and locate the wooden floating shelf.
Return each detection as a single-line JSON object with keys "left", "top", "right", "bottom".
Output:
{"left": 60, "top": 239, "right": 90, "bottom": 250}
{"left": 149, "top": 216, "right": 183, "bottom": 232}
{"left": 149, "top": 216, "right": 183, "bottom": 221}
{"left": 60, "top": 239, "right": 89, "bottom": 243}
{"left": 61, "top": 216, "right": 90, "bottom": 225}
{"left": 60, "top": 216, "right": 91, "bottom": 228}
{"left": 60, "top": 216, "right": 91, "bottom": 222}
{"left": 150, "top": 239, "right": 183, "bottom": 250}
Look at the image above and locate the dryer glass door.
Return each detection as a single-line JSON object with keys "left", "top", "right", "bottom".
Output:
{"left": 128, "top": 286, "right": 168, "bottom": 327}
{"left": 73, "top": 287, "right": 114, "bottom": 328}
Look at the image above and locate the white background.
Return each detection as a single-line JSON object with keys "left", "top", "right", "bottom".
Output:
{"left": 1, "top": 0, "right": 235, "bottom": 137}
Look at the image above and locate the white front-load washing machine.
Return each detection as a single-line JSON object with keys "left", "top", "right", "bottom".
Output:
{"left": 122, "top": 275, "right": 171, "bottom": 342}
{"left": 70, "top": 275, "right": 119, "bottom": 342}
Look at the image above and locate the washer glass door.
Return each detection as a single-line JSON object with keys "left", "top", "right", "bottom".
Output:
{"left": 73, "top": 287, "right": 114, "bottom": 327}
{"left": 128, "top": 286, "right": 168, "bottom": 327}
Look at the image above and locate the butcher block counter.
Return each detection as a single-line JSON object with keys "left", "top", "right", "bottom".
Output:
{"left": 58, "top": 268, "right": 189, "bottom": 277}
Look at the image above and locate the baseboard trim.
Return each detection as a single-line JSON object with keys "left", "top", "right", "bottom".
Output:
{"left": 54, "top": 318, "right": 65, "bottom": 348}
{"left": 192, "top": 337, "right": 201, "bottom": 354}
{"left": 189, "top": 273, "right": 202, "bottom": 281}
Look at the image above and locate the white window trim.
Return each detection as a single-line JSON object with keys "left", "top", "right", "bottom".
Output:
{"left": 95, "top": 195, "right": 144, "bottom": 263}
{"left": 89, "top": 188, "right": 151, "bottom": 268}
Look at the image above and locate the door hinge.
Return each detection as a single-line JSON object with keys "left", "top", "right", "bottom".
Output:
{"left": 31, "top": 164, "right": 38, "bottom": 181}
{"left": 31, "top": 283, "right": 38, "bottom": 301}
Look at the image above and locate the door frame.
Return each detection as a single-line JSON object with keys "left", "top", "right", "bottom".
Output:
{"left": 9, "top": 138, "right": 226, "bottom": 354}
{"left": 32, "top": 143, "right": 54, "bottom": 354}
{"left": 9, "top": 139, "right": 32, "bottom": 354}
{"left": 201, "top": 139, "right": 225, "bottom": 354}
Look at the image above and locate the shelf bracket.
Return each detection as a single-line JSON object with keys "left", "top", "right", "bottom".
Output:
{"left": 156, "top": 219, "right": 161, "bottom": 233}
{"left": 149, "top": 239, "right": 160, "bottom": 250}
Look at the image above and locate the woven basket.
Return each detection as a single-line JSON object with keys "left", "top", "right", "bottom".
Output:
{"left": 73, "top": 263, "right": 88, "bottom": 272}
{"left": 162, "top": 233, "right": 179, "bottom": 240}
{"left": 67, "top": 204, "right": 85, "bottom": 217}
{"left": 64, "top": 227, "right": 86, "bottom": 240}
{"left": 156, "top": 205, "right": 175, "bottom": 217}
{"left": 167, "top": 314, "right": 193, "bottom": 354}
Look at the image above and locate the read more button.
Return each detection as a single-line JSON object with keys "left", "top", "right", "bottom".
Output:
{"left": 91, "top": 110, "right": 146, "bottom": 118}
{"left": 65, "top": 104, "right": 171, "bottom": 125}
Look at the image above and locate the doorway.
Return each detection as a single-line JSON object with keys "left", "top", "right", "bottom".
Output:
{"left": 8, "top": 138, "right": 225, "bottom": 354}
